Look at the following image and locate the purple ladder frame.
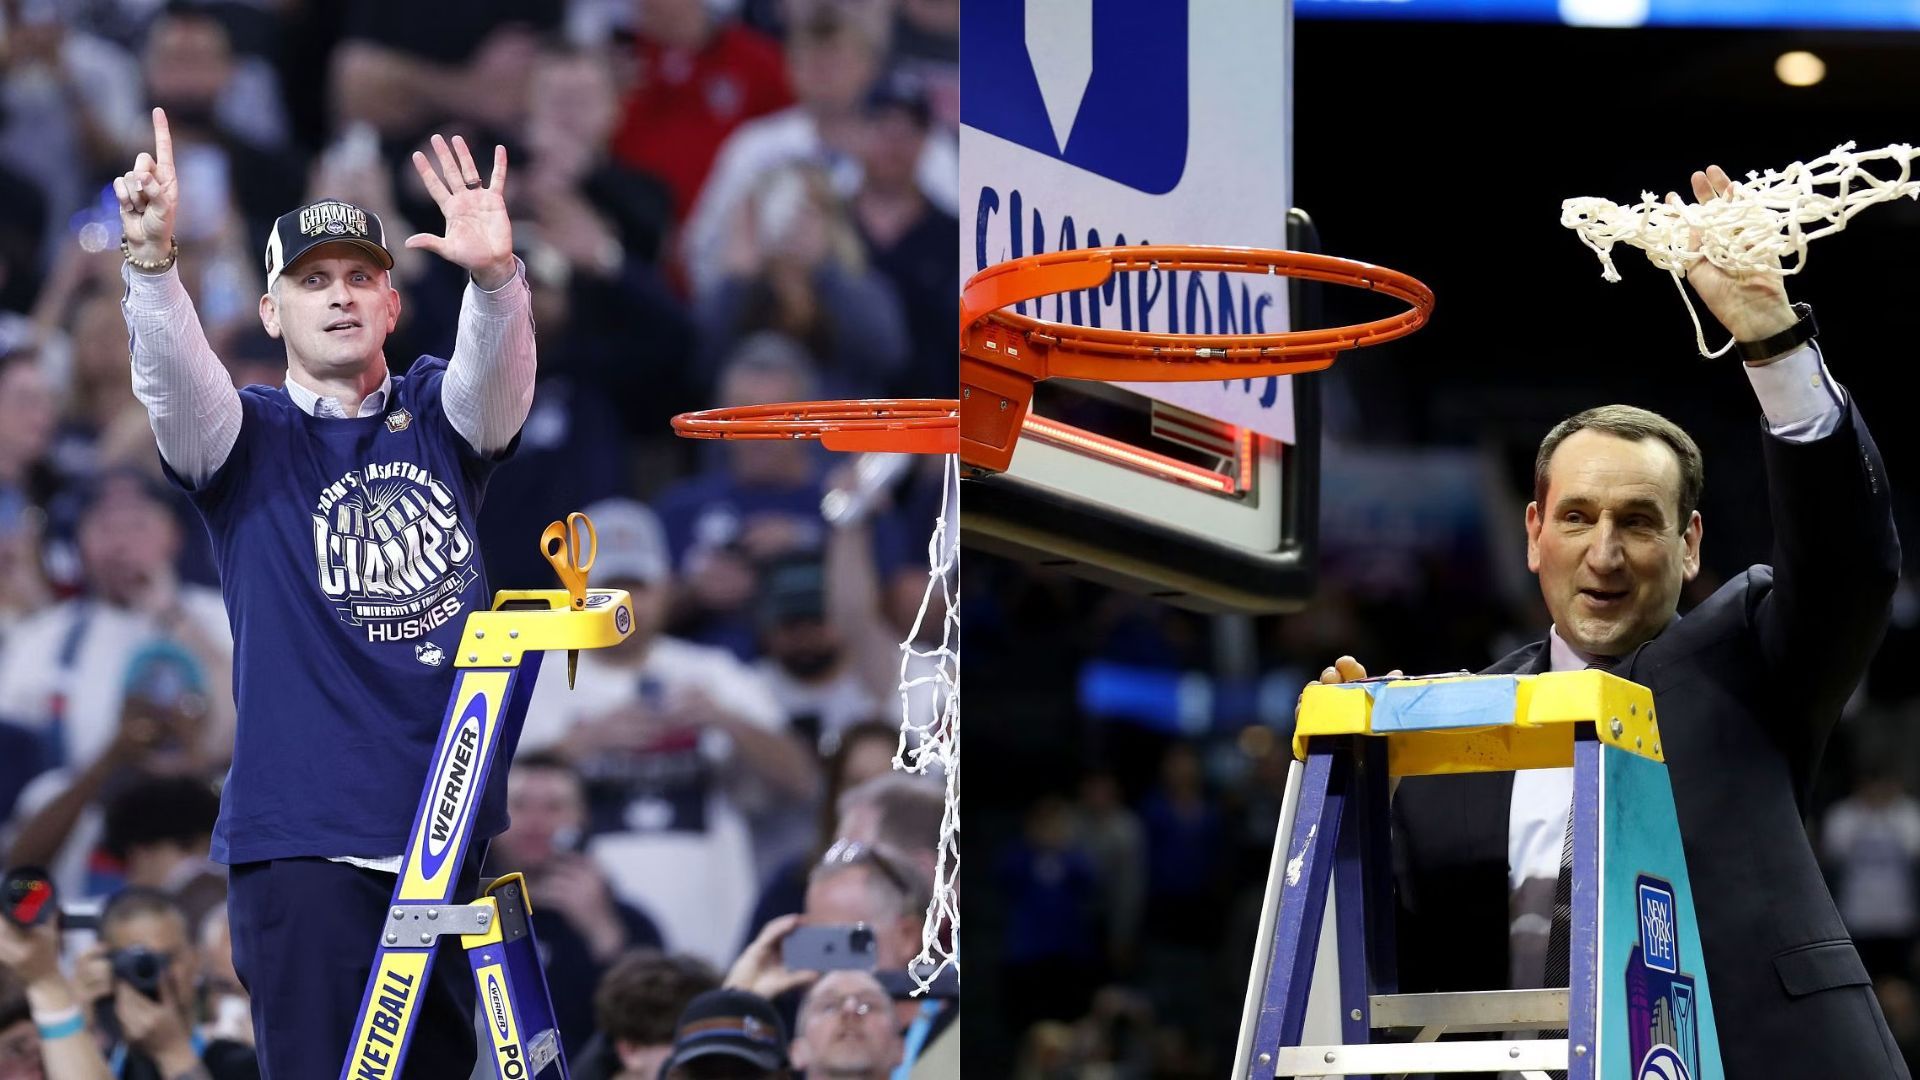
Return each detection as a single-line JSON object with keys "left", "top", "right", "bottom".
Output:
{"left": 1569, "top": 729, "right": 1601, "bottom": 1079}
{"left": 1243, "top": 738, "right": 1397, "bottom": 1080}
{"left": 1244, "top": 730, "right": 1601, "bottom": 1079}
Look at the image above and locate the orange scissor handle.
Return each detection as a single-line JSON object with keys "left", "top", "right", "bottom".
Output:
{"left": 540, "top": 512, "right": 596, "bottom": 609}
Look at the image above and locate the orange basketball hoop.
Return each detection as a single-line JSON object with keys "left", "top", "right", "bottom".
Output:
{"left": 671, "top": 393, "right": 963, "bottom": 996}
{"left": 671, "top": 398, "right": 959, "bottom": 455}
{"left": 959, "top": 245, "right": 1434, "bottom": 473}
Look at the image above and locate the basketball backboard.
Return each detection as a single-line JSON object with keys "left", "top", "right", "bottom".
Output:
{"left": 958, "top": 0, "right": 1316, "bottom": 613}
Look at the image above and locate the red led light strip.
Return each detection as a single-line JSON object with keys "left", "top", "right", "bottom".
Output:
{"left": 1021, "top": 414, "right": 1240, "bottom": 494}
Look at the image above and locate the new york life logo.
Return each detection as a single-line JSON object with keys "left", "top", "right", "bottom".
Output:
{"left": 962, "top": 0, "right": 1189, "bottom": 194}
{"left": 1638, "top": 877, "right": 1679, "bottom": 975}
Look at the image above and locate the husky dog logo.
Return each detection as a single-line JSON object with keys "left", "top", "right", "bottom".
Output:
{"left": 416, "top": 642, "right": 444, "bottom": 667}
{"left": 385, "top": 408, "right": 412, "bottom": 433}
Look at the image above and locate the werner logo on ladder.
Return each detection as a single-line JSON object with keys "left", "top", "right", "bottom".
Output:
{"left": 341, "top": 512, "right": 631, "bottom": 1080}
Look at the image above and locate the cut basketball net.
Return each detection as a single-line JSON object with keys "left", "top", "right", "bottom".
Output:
{"left": 1561, "top": 141, "right": 1920, "bottom": 357}
{"left": 672, "top": 400, "right": 960, "bottom": 995}
{"left": 890, "top": 452, "right": 959, "bottom": 993}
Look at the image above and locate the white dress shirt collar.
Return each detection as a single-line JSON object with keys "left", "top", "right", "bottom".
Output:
{"left": 1547, "top": 626, "right": 1583, "bottom": 673}
{"left": 1547, "top": 625, "right": 1627, "bottom": 672}
{"left": 284, "top": 371, "right": 394, "bottom": 419}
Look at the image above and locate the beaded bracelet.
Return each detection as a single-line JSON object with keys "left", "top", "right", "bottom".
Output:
{"left": 121, "top": 236, "right": 180, "bottom": 273}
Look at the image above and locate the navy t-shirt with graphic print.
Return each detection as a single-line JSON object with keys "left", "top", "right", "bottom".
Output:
{"left": 166, "top": 357, "right": 517, "bottom": 865}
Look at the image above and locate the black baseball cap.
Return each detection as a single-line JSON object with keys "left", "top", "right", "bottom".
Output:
{"left": 658, "top": 989, "right": 790, "bottom": 1076}
{"left": 264, "top": 198, "right": 393, "bottom": 289}
{"left": 866, "top": 67, "right": 931, "bottom": 127}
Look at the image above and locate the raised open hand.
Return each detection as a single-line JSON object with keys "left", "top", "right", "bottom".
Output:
{"left": 408, "top": 133, "right": 515, "bottom": 289}
{"left": 1666, "top": 164, "right": 1799, "bottom": 346}
{"left": 114, "top": 107, "right": 179, "bottom": 266}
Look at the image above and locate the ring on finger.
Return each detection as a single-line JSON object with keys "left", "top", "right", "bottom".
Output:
{"left": 463, "top": 178, "right": 483, "bottom": 190}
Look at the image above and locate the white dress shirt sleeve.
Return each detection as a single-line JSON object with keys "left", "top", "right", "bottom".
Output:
{"left": 1745, "top": 342, "right": 1845, "bottom": 444}
{"left": 441, "top": 257, "right": 537, "bottom": 457}
{"left": 120, "top": 264, "right": 244, "bottom": 487}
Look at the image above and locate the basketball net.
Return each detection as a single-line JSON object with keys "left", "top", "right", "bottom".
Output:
{"left": 1561, "top": 141, "right": 1920, "bottom": 357}
{"left": 893, "top": 452, "right": 960, "bottom": 995}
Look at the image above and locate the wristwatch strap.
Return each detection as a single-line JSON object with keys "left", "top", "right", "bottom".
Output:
{"left": 1734, "top": 302, "right": 1816, "bottom": 363}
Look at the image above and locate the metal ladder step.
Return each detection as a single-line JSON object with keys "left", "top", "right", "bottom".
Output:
{"left": 1274, "top": 1038, "right": 1569, "bottom": 1077}
{"left": 1368, "top": 988, "right": 1570, "bottom": 1033}
{"left": 1261, "top": 991, "right": 1575, "bottom": 1079}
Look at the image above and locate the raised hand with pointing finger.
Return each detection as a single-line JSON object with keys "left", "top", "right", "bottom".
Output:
{"left": 114, "top": 107, "right": 180, "bottom": 271}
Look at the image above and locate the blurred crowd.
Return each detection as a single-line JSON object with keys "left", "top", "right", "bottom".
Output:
{"left": 965, "top": 402, "right": 1920, "bottom": 1076}
{"left": 0, "top": 0, "right": 956, "bottom": 1075}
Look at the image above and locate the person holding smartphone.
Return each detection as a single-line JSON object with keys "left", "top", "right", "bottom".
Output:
{"left": 725, "top": 841, "right": 955, "bottom": 1076}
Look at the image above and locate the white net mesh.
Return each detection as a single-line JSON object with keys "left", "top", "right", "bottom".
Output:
{"left": 893, "top": 452, "right": 960, "bottom": 995}
{"left": 1561, "top": 141, "right": 1920, "bottom": 356}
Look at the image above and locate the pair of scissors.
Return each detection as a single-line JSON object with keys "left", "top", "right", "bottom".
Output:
{"left": 539, "top": 512, "right": 596, "bottom": 687}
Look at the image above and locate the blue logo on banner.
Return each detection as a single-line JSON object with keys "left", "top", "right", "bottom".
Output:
{"left": 961, "top": 0, "right": 1190, "bottom": 193}
{"left": 1638, "top": 878, "right": 1679, "bottom": 974}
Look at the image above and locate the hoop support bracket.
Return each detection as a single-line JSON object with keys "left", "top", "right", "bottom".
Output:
{"left": 959, "top": 356, "right": 1038, "bottom": 475}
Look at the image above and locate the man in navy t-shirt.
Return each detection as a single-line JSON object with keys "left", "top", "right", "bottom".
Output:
{"left": 114, "top": 106, "right": 536, "bottom": 1076}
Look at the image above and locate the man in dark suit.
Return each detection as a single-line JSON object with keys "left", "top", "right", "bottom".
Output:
{"left": 1326, "top": 164, "right": 1904, "bottom": 1075}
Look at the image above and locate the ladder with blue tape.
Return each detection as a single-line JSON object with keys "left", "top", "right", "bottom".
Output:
{"left": 1231, "top": 670, "right": 1726, "bottom": 1079}
{"left": 340, "top": 514, "right": 627, "bottom": 1080}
